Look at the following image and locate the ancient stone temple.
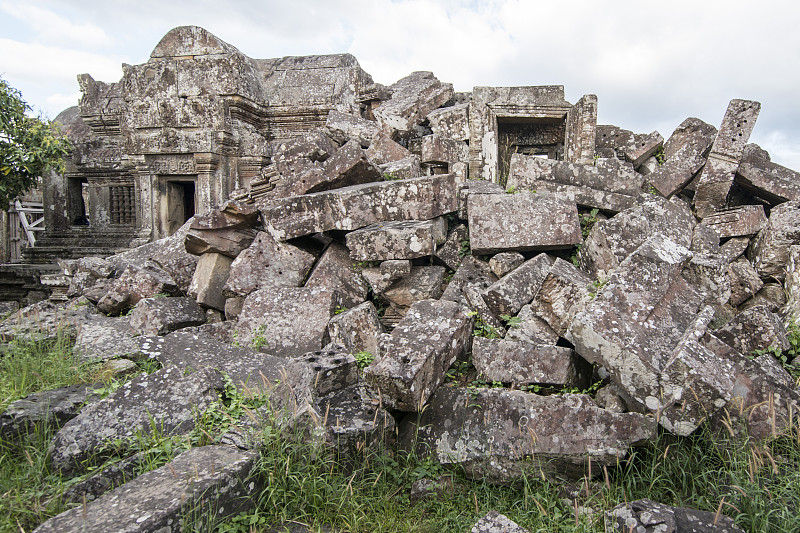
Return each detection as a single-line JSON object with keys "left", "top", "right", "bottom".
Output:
{"left": 28, "top": 26, "right": 378, "bottom": 260}
{"left": 26, "top": 25, "right": 599, "bottom": 262}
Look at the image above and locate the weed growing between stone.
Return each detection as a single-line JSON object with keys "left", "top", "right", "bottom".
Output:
{"left": 211, "top": 419, "right": 800, "bottom": 533}
{"left": 2, "top": 335, "right": 800, "bottom": 532}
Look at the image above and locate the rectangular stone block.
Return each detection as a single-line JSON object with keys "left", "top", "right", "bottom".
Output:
{"left": 400, "top": 388, "right": 656, "bottom": 481}
{"left": 472, "top": 337, "right": 579, "bottom": 386}
{"left": 564, "top": 94, "right": 598, "bottom": 164}
{"left": 648, "top": 118, "right": 716, "bottom": 198}
{"left": 467, "top": 192, "right": 581, "bottom": 254}
{"left": 236, "top": 287, "right": 342, "bottom": 356}
{"left": 566, "top": 237, "right": 731, "bottom": 436}
{"left": 35, "top": 446, "right": 256, "bottom": 533}
{"left": 426, "top": 102, "right": 470, "bottom": 141}
{"left": 188, "top": 252, "right": 232, "bottom": 311}
{"left": 374, "top": 71, "right": 454, "bottom": 135}
{"left": 421, "top": 134, "right": 468, "bottom": 165}
{"left": 530, "top": 257, "right": 593, "bottom": 336}
{"left": 304, "top": 242, "right": 368, "bottom": 308}
{"left": 346, "top": 217, "right": 447, "bottom": 261}
{"left": 699, "top": 205, "right": 767, "bottom": 239}
{"left": 325, "top": 109, "right": 379, "bottom": 147}
{"left": 508, "top": 154, "right": 646, "bottom": 213}
{"left": 736, "top": 156, "right": 800, "bottom": 205}
{"left": 482, "top": 253, "right": 553, "bottom": 317}
{"left": 364, "top": 299, "right": 472, "bottom": 411}
{"left": 694, "top": 99, "right": 761, "bottom": 217}
{"left": 440, "top": 255, "right": 497, "bottom": 308}
{"left": 259, "top": 174, "right": 458, "bottom": 241}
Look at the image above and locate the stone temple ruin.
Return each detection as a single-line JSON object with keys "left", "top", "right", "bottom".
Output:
{"left": 2, "top": 25, "right": 800, "bottom": 532}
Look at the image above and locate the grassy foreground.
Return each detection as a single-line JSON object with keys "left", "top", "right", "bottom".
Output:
{"left": 0, "top": 334, "right": 799, "bottom": 532}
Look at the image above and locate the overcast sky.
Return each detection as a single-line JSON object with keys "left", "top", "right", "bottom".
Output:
{"left": 2, "top": 0, "right": 799, "bottom": 169}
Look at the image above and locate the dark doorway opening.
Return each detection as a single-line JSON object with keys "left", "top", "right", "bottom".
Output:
{"left": 166, "top": 180, "right": 196, "bottom": 235}
{"left": 497, "top": 116, "right": 566, "bottom": 184}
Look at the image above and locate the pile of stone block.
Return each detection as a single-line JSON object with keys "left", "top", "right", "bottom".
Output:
{"left": 4, "top": 61, "right": 800, "bottom": 533}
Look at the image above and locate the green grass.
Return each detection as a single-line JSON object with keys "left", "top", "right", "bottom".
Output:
{"left": 1, "top": 332, "right": 799, "bottom": 532}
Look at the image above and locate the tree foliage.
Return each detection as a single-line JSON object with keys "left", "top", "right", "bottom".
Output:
{"left": 0, "top": 78, "right": 71, "bottom": 208}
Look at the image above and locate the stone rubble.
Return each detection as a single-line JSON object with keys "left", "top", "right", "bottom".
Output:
{"left": 5, "top": 25, "right": 800, "bottom": 532}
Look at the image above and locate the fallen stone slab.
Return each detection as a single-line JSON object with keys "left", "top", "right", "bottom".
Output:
{"left": 49, "top": 366, "right": 223, "bottom": 474}
{"left": 138, "top": 330, "right": 286, "bottom": 392}
{"left": 128, "top": 296, "right": 206, "bottom": 336}
{"left": 345, "top": 217, "right": 447, "bottom": 261}
{"left": 420, "top": 134, "right": 468, "bottom": 166}
{"left": 749, "top": 199, "right": 800, "bottom": 280}
{"left": 400, "top": 388, "right": 656, "bottom": 481}
{"left": 188, "top": 252, "right": 232, "bottom": 310}
{"left": 434, "top": 223, "right": 469, "bottom": 271}
{"left": 374, "top": 71, "right": 454, "bottom": 136}
{"left": 304, "top": 241, "right": 368, "bottom": 308}
{"left": 0, "top": 384, "right": 102, "bottom": 444}
{"left": 472, "top": 337, "right": 580, "bottom": 386}
{"left": 463, "top": 285, "right": 505, "bottom": 336}
{"left": 458, "top": 179, "right": 505, "bottom": 219}
{"left": 109, "top": 221, "right": 198, "bottom": 293}
{"left": 301, "top": 139, "right": 382, "bottom": 194}
{"left": 468, "top": 192, "right": 581, "bottom": 254}
{"left": 327, "top": 301, "right": 383, "bottom": 356}
{"left": 378, "top": 155, "right": 421, "bottom": 181}
{"left": 701, "top": 331, "right": 800, "bottom": 440}
{"left": 729, "top": 257, "right": 763, "bottom": 306}
{"left": 260, "top": 174, "right": 458, "bottom": 241}
{"left": 714, "top": 305, "right": 789, "bottom": 356}
{"left": 57, "top": 450, "right": 160, "bottom": 506}
{"left": 736, "top": 154, "right": 800, "bottom": 205}
{"left": 324, "top": 109, "right": 379, "bottom": 147}
{"left": 700, "top": 205, "right": 767, "bottom": 239}
{"left": 567, "top": 237, "right": 733, "bottom": 435}
{"left": 309, "top": 384, "right": 395, "bottom": 461}
{"left": 489, "top": 252, "right": 524, "bottom": 278}
{"left": 365, "top": 130, "right": 413, "bottom": 166}
{"left": 694, "top": 99, "right": 761, "bottom": 218}
{"left": 505, "top": 304, "right": 560, "bottom": 345}
{"left": 595, "top": 125, "right": 663, "bottom": 168}
{"left": 577, "top": 196, "right": 695, "bottom": 280}
{"left": 482, "top": 253, "right": 553, "bottom": 318}
{"left": 74, "top": 315, "right": 142, "bottom": 363}
{"left": 184, "top": 204, "right": 258, "bottom": 257}
{"left": 380, "top": 259, "right": 412, "bottom": 280}
{"left": 471, "top": 511, "right": 530, "bottom": 533}
{"left": 0, "top": 299, "right": 101, "bottom": 342}
{"left": 364, "top": 299, "right": 472, "bottom": 411}
{"left": 507, "top": 154, "right": 646, "bottom": 213}
{"left": 719, "top": 236, "right": 750, "bottom": 263}
{"left": 530, "top": 257, "right": 593, "bottom": 337}
{"left": 223, "top": 231, "right": 317, "bottom": 298}
{"left": 34, "top": 445, "right": 256, "bottom": 533}
{"left": 427, "top": 102, "right": 469, "bottom": 142}
{"left": 236, "top": 287, "right": 341, "bottom": 356}
{"left": 440, "top": 255, "right": 497, "bottom": 308}
{"left": 97, "top": 263, "right": 180, "bottom": 315}
{"left": 367, "top": 265, "right": 445, "bottom": 314}
{"left": 647, "top": 117, "right": 716, "bottom": 198}
{"left": 691, "top": 223, "right": 721, "bottom": 254}
{"left": 607, "top": 499, "right": 744, "bottom": 533}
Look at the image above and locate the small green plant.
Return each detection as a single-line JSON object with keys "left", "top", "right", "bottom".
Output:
{"left": 334, "top": 306, "right": 348, "bottom": 315}
{"left": 505, "top": 185, "right": 518, "bottom": 194}
{"left": 353, "top": 350, "right": 375, "bottom": 369}
{"left": 250, "top": 325, "right": 268, "bottom": 350}
{"left": 499, "top": 314, "right": 522, "bottom": 328}
{"left": 753, "top": 318, "right": 800, "bottom": 384}
{"left": 578, "top": 208, "right": 600, "bottom": 239}
{"left": 458, "top": 239, "right": 471, "bottom": 258}
{"left": 587, "top": 278, "right": 608, "bottom": 299}
{"left": 654, "top": 146, "right": 666, "bottom": 166}
{"left": 382, "top": 171, "right": 400, "bottom": 181}
{"left": 468, "top": 311, "right": 502, "bottom": 339}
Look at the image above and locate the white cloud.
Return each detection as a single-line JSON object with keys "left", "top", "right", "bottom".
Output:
{"left": 0, "top": 1, "right": 112, "bottom": 48}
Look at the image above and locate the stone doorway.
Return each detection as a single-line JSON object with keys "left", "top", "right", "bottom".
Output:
{"left": 164, "top": 179, "right": 196, "bottom": 236}
{"left": 497, "top": 117, "right": 566, "bottom": 184}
